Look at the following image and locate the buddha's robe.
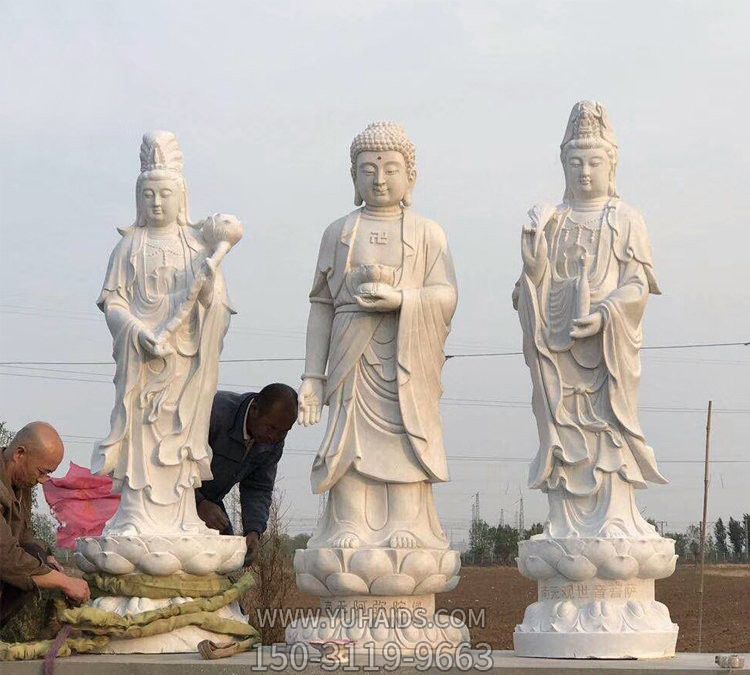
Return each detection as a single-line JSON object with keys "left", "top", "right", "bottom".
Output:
{"left": 92, "top": 224, "right": 232, "bottom": 531}
{"left": 308, "top": 208, "right": 457, "bottom": 494}
{"left": 517, "top": 199, "right": 665, "bottom": 504}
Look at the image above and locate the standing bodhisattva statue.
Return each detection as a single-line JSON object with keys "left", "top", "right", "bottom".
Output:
{"left": 288, "top": 123, "right": 467, "bottom": 655}
{"left": 92, "top": 131, "right": 242, "bottom": 538}
{"left": 76, "top": 131, "right": 249, "bottom": 654}
{"left": 512, "top": 102, "right": 678, "bottom": 659}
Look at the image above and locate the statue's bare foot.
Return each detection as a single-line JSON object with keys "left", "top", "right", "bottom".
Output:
{"left": 331, "top": 532, "right": 361, "bottom": 548}
{"left": 389, "top": 530, "right": 418, "bottom": 548}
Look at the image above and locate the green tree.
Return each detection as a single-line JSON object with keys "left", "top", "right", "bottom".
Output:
{"left": 524, "top": 522, "right": 544, "bottom": 539}
{"left": 493, "top": 524, "right": 519, "bottom": 565}
{"left": 728, "top": 517, "right": 746, "bottom": 561}
{"left": 467, "top": 518, "right": 495, "bottom": 564}
{"left": 714, "top": 517, "right": 729, "bottom": 559}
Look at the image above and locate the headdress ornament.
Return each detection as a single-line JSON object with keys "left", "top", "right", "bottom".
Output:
{"left": 350, "top": 122, "right": 417, "bottom": 181}
{"left": 139, "top": 130, "right": 184, "bottom": 175}
{"left": 560, "top": 101, "right": 618, "bottom": 153}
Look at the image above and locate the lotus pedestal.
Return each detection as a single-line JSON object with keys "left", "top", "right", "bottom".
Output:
{"left": 75, "top": 534, "right": 247, "bottom": 653}
{"left": 514, "top": 537, "right": 679, "bottom": 658}
{"left": 286, "top": 547, "right": 469, "bottom": 655}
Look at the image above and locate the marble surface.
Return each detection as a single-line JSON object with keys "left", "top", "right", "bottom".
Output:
{"left": 76, "top": 131, "right": 245, "bottom": 653}
{"left": 512, "top": 102, "right": 677, "bottom": 658}
{"left": 289, "top": 122, "right": 464, "bottom": 654}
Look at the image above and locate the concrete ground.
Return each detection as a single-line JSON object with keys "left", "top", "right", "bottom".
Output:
{"left": 3, "top": 649, "right": 748, "bottom": 674}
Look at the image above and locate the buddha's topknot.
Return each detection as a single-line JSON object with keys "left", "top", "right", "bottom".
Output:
{"left": 350, "top": 122, "right": 417, "bottom": 181}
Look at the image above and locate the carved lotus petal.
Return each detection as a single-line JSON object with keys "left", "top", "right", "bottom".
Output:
{"left": 612, "top": 539, "right": 630, "bottom": 555}
{"left": 370, "top": 623, "right": 393, "bottom": 644}
{"left": 307, "top": 549, "right": 343, "bottom": 583}
{"left": 621, "top": 599, "right": 650, "bottom": 631}
{"left": 77, "top": 537, "right": 103, "bottom": 560}
{"left": 370, "top": 573, "right": 416, "bottom": 596}
{"left": 598, "top": 554, "right": 638, "bottom": 580}
{"left": 562, "top": 539, "right": 586, "bottom": 556}
{"left": 398, "top": 622, "right": 423, "bottom": 647}
{"left": 326, "top": 572, "right": 369, "bottom": 595}
{"left": 293, "top": 550, "right": 305, "bottom": 574}
{"left": 518, "top": 602, "right": 547, "bottom": 632}
{"left": 217, "top": 547, "right": 246, "bottom": 574}
{"left": 143, "top": 536, "right": 175, "bottom": 555}
{"left": 443, "top": 576, "right": 460, "bottom": 592}
{"left": 520, "top": 555, "right": 557, "bottom": 580}
{"left": 582, "top": 539, "right": 617, "bottom": 567}
{"left": 345, "top": 621, "right": 366, "bottom": 642}
{"left": 400, "top": 550, "right": 438, "bottom": 584}
{"left": 97, "top": 551, "right": 136, "bottom": 575}
{"left": 139, "top": 551, "right": 181, "bottom": 576}
{"left": 162, "top": 536, "right": 205, "bottom": 560}
{"left": 638, "top": 553, "right": 677, "bottom": 580}
{"left": 550, "top": 600, "right": 578, "bottom": 632}
{"left": 315, "top": 618, "right": 336, "bottom": 641}
{"left": 556, "top": 554, "right": 597, "bottom": 581}
{"left": 439, "top": 550, "right": 461, "bottom": 577}
{"left": 296, "top": 573, "right": 331, "bottom": 596}
{"left": 73, "top": 552, "right": 98, "bottom": 573}
{"left": 627, "top": 540, "right": 656, "bottom": 565}
{"left": 536, "top": 540, "right": 566, "bottom": 566}
{"left": 653, "top": 538, "right": 675, "bottom": 556}
{"left": 414, "top": 574, "right": 448, "bottom": 594}
{"left": 100, "top": 536, "right": 147, "bottom": 563}
{"left": 349, "top": 549, "right": 393, "bottom": 586}
{"left": 182, "top": 551, "right": 220, "bottom": 575}
{"left": 600, "top": 600, "right": 624, "bottom": 632}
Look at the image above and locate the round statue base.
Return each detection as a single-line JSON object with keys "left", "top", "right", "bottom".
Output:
{"left": 514, "top": 536, "right": 679, "bottom": 659}
{"left": 285, "top": 594, "right": 469, "bottom": 655}
{"left": 90, "top": 595, "right": 247, "bottom": 654}
{"left": 514, "top": 629, "right": 678, "bottom": 659}
{"left": 287, "top": 547, "right": 467, "bottom": 655}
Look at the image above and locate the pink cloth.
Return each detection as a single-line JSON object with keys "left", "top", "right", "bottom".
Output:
{"left": 42, "top": 463, "right": 120, "bottom": 549}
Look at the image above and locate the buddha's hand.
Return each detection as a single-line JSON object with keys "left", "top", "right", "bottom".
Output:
{"left": 298, "top": 377, "right": 324, "bottom": 426}
{"left": 570, "top": 311, "right": 604, "bottom": 339}
{"left": 355, "top": 283, "right": 402, "bottom": 312}
{"left": 521, "top": 224, "right": 548, "bottom": 279}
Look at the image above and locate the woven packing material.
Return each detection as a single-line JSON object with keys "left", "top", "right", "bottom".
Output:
{"left": 0, "top": 570, "right": 258, "bottom": 661}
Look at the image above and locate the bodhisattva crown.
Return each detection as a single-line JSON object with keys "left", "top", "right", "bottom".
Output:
{"left": 139, "top": 130, "right": 184, "bottom": 175}
{"left": 561, "top": 101, "right": 618, "bottom": 153}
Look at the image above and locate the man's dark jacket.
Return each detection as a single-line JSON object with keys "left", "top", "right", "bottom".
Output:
{"left": 197, "top": 391, "right": 283, "bottom": 536}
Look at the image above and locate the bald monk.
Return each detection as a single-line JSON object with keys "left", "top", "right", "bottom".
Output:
{"left": 1, "top": 422, "right": 90, "bottom": 627}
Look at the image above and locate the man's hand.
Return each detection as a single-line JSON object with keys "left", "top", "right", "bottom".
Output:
{"left": 244, "top": 532, "right": 260, "bottom": 566}
{"left": 570, "top": 311, "right": 604, "bottom": 339}
{"left": 61, "top": 576, "right": 91, "bottom": 605}
{"left": 197, "top": 499, "right": 231, "bottom": 533}
{"left": 355, "top": 283, "right": 402, "bottom": 312}
{"left": 46, "top": 555, "right": 64, "bottom": 572}
{"left": 298, "top": 378, "right": 324, "bottom": 427}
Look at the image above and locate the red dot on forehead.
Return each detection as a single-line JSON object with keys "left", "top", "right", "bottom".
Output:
{"left": 377, "top": 156, "right": 382, "bottom": 160}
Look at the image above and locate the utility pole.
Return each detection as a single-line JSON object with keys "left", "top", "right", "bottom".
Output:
{"left": 698, "top": 400, "right": 712, "bottom": 653}
{"left": 500, "top": 508, "right": 505, "bottom": 527}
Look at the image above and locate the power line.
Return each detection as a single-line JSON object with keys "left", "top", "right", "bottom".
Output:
{"left": 3, "top": 369, "right": 747, "bottom": 414}
{"left": 1, "top": 339, "right": 746, "bottom": 367}
{"left": 57, "top": 435, "right": 750, "bottom": 464}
